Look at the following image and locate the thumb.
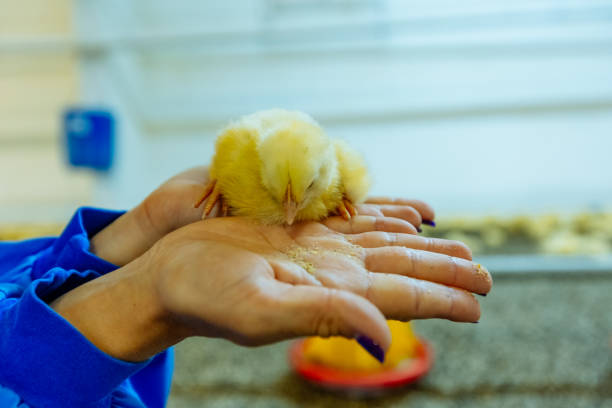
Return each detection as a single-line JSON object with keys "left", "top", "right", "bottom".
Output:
{"left": 265, "top": 284, "right": 392, "bottom": 353}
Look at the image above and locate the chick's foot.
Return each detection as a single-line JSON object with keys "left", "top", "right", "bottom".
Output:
{"left": 338, "top": 198, "right": 358, "bottom": 221}
{"left": 194, "top": 179, "right": 224, "bottom": 219}
{"left": 194, "top": 180, "right": 216, "bottom": 208}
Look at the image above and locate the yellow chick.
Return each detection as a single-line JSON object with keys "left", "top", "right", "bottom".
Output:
{"left": 195, "top": 109, "right": 370, "bottom": 225}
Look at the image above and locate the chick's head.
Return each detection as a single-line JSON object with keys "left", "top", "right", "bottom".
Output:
{"left": 259, "top": 121, "right": 337, "bottom": 225}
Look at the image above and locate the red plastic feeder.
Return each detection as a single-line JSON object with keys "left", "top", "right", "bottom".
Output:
{"left": 288, "top": 337, "right": 434, "bottom": 393}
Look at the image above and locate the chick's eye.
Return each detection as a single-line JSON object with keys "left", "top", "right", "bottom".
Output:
{"left": 307, "top": 181, "right": 315, "bottom": 190}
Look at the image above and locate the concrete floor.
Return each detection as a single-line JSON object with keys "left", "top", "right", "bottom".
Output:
{"left": 168, "top": 273, "right": 612, "bottom": 408}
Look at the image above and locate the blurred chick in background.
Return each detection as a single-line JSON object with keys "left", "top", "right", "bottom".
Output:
{"left": 195, "top": 109, "right": 370, "bottom": 224}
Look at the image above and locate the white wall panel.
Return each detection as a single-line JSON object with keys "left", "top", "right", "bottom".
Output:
{"left": 68, "top": 0, "right": 612, "bottom": 215}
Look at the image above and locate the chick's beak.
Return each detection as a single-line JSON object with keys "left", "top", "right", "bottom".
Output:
{"left": 283, "top": 183, "right": 298, "bottom": 225}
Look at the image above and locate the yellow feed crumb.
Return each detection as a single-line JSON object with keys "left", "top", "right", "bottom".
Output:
{"left": 282, "top": 243, "right": 364, "bottom": 275}
{"left": 284, "top": 245, "right": 318, "bottom": 274}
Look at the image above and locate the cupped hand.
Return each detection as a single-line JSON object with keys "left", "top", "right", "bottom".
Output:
{"left": 139, "top": 168, "right": 437, "bottom": 235}
{"left": 148, "top": 215, "right": 491, "bottom": 356}
{"left": 90, "top": 167, "right": 438, "bottom": 265}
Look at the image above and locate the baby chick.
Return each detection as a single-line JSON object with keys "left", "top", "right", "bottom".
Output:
{"left": 195, "top": 109, "right": 370, "bottom": 225}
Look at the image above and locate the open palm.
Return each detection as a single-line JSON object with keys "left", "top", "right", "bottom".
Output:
{"left": 151, "top": 216, "right": 491, "bottom": 351}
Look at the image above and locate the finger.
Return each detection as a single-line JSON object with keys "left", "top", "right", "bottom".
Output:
{"left": 356, "top": 204, "right": 422, "bottom": 227}
{"left": 365, "top": 197, "right": 435, "bottom": 223}
{"left": 366, "top": 273, "right": 480, "bottom": 323}
{"left": 267, "top": 284, "right": 392, "bottom": 351}
{"left": 163, "top": 166, "right": 209, "bottom": 186}
{"left": 323, "top": 215, "right": 418, "bottom": 235}
{"left": 175, "top": 166, "right": 210, "bottom": 183}
{"left": 365, "top": 247, "right": 491, "bottom": 294}
{"left": 162, "top": 168, "right": 212, "bottom": 225}
{"left": 269, "top": 259, "right": 322, "bottom": 286}
{"left": 347, "top": 231, "right": 473, "bottom": 260}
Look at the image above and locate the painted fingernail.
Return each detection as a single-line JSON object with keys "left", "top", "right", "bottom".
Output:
{"left": 416, "top": 226, "right": 423, "bottom": 233}
{"left": 422, "top": 219, "right": 436, "bottom": 227}
{"left": 356, "top": 335, "right": 385, "bottom": 363}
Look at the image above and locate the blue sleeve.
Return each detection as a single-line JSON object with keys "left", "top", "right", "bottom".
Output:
{"left": 0, "top": 208, "right": 173, "bottom": 408}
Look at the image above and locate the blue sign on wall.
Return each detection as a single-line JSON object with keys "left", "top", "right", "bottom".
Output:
{"left": 63, "top": 108, "right": 115, "bottom": 171}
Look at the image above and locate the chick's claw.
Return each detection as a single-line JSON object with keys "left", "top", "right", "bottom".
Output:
{"left": 203, "top": 183, "right": 222, "bottom": 218}
{"left": 338, "top": 198, "right": 358, "bottom": 221}
{"left": 194, "top": 180, "right": 217, "bottom": 209}
{"left": 344, "top": 199, "right": 357, "bottom": 217}
{"left": 338, "top": 201, "right": 350, "bottom": 220}
{"left": 221, "top": 197, "right": 229, "bottom": 217}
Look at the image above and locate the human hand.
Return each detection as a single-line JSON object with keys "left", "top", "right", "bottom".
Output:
{"left": 89, "top": 167, "right": 439, "bottom": 265}
{"left": 157, "top": 214, "right": 489, "bottom": 340}
{"left": 55, "top": 213, "right": 490, "bottom": 362}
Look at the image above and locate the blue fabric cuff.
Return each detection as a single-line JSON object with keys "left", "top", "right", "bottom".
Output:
{"left": 33, "top": 207, "right": 125, "bottom": 279}
{"left": 0, "top": 269, "right": 151, "bottom": 407}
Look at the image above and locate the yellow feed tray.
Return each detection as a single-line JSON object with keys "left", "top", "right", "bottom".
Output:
{"left": 303, "top": 320, "right": 418, "bottom": 372}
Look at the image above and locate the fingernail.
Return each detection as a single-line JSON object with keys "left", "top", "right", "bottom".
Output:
{"left": 356, "top": 335, "right": 385, "bottom": 363}
{"left": 422, "top": 219, "right": 436, "bottom": 227}
{"left": 416, "top": 227, "right": 423, "bottom": 233}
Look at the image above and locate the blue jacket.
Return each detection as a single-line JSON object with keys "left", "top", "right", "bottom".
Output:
{"left": 0, "top": 208, "right": 173, "bottom": 407}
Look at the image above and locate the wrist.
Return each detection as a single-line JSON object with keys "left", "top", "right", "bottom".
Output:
{"left": 50, "top": 255, "right": 188, "bottom": 362}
